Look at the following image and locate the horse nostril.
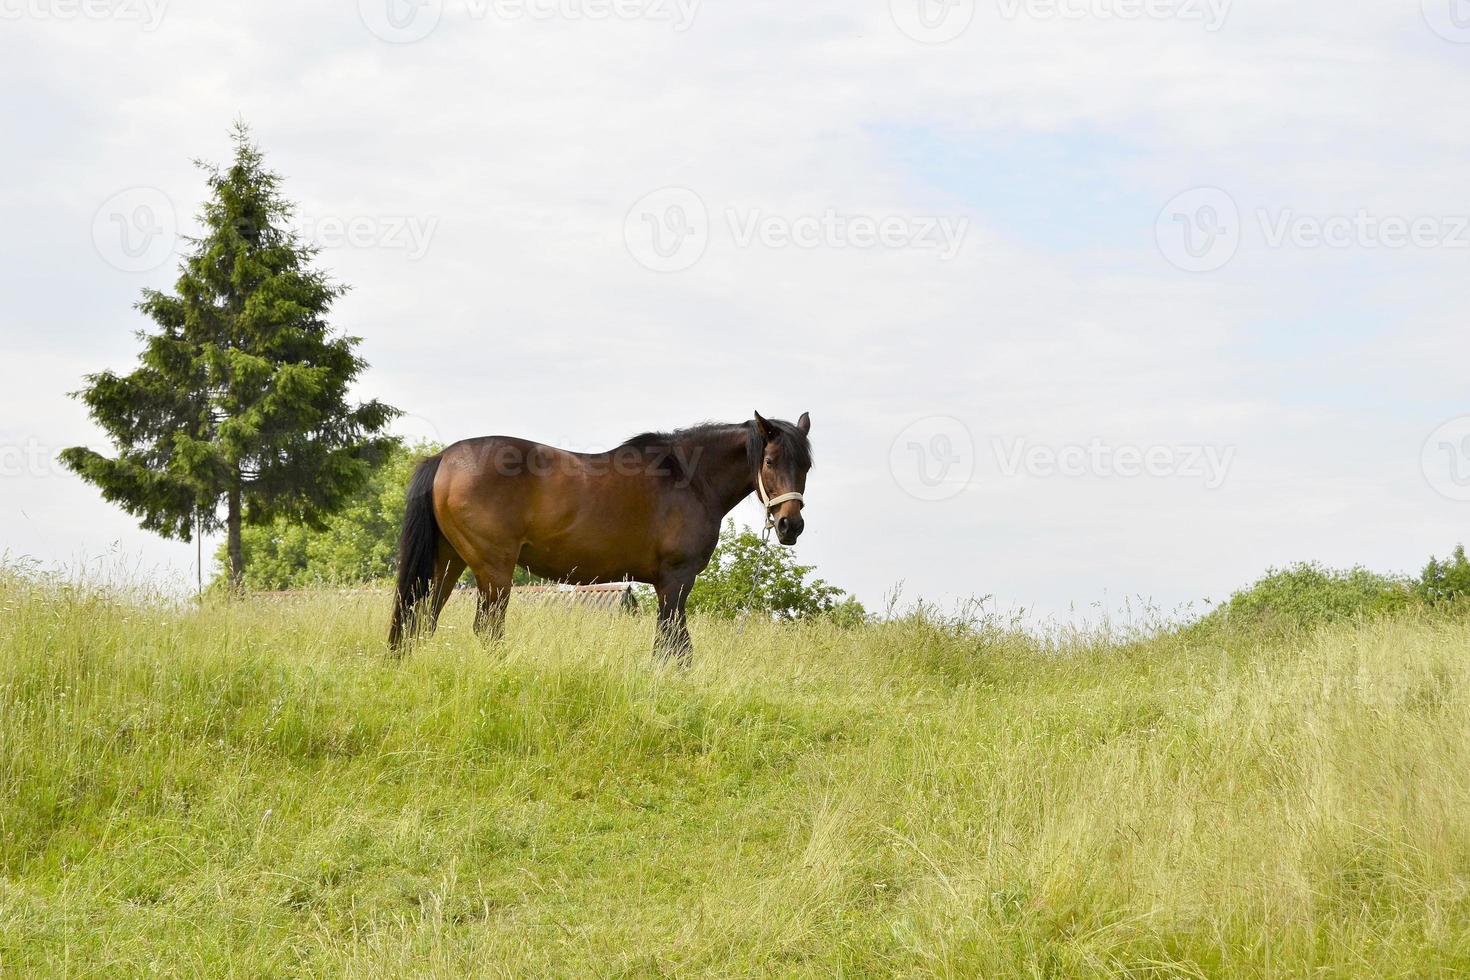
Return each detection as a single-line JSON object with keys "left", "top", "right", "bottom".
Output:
{"left": 777, "top": 517, "right": 790, "bottom": 535}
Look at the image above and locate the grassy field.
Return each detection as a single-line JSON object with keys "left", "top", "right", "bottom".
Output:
{"left": 2, "top": 572, "right": 1469, "bottom": 977}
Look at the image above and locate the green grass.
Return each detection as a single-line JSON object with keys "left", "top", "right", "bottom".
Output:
{"left": 3, "top": 573, "right": 1470, "bottom": 977}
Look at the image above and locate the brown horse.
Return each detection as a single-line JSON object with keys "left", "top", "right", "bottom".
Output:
{"left": 388, "top": 411, "right": 812, "bottom": 660}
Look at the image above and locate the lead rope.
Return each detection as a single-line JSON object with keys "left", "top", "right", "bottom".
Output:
{"left": 735, "top": 523, "right": 771, "bottom": 636}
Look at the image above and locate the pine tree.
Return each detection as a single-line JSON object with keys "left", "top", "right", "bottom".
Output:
{"left": 61, "top": 123, "right": 399, "bottom": 589}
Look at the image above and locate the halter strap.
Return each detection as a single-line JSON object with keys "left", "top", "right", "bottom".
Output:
{"left": 756, "top": 469, "right": 804, "bottom": 530}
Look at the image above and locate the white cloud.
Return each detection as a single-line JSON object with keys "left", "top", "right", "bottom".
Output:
{"left": 0, "top": 0, "right": 1459, "bottom": 617}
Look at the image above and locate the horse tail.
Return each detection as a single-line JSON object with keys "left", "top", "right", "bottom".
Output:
{"left": 389, "top": 453, "right": 445, "bottom": 649}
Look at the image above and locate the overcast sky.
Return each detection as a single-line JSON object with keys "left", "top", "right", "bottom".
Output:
{"left": 2, "top": 0, "right": 1467, "bottom": 620}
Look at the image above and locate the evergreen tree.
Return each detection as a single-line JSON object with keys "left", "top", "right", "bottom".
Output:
{"left": 61, "top": 123, "right": 399, "bottom": 589}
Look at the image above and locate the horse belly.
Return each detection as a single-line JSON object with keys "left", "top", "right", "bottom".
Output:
{"left": 518, "top": 489, "right": 661, "bottom": 584}
{"left": 517, "top": 540, "right": 654, "bottom": 585}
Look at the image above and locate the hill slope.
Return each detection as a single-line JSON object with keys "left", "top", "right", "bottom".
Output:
{"left": 2, "top": 577, "right": 1468, "bottom": 976}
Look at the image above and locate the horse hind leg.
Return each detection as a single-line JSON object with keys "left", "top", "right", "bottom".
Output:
{"left": 427, "top": 543, "right": 467, "bottom": 632}
{"left": 396, "top": 542, "right": 465, "bottom": 650}
{"left": 390, "top": 541, "right": 465, "bottom": 652}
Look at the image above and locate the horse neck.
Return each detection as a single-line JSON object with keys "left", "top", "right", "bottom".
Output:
{"left": 691, "top": 425, "right": 756, "bottom": 516}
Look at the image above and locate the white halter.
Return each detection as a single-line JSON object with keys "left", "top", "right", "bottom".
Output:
{"left": 756, "top": 468, "right": 804, "bottom": 531}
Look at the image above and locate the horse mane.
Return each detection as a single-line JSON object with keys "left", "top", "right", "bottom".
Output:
{"left": 617, "top": 419, "right": 812, "bottom": 483}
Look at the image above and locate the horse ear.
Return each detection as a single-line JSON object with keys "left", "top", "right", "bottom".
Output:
{"left": 753, "top": 411, "right": 774, "bottom": 442}
{"left": 797, "top": 412, "right": 811, "bottom": 435}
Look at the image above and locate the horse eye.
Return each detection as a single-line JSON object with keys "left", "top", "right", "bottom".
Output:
{"left": 764, "top": 457, "right": 774, "bottom": 467}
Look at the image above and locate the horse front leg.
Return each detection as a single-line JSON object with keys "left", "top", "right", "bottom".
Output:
{"left": 653, "top": 575, "right": 695, "bottom": 665}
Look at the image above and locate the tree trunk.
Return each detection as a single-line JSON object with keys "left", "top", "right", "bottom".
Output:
{"left": 227, "top": 483, "right": 243, "bottom": 593}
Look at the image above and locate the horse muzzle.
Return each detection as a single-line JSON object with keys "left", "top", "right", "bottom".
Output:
{"left": 775, "top": 514, "right": 804, "bottom": 546}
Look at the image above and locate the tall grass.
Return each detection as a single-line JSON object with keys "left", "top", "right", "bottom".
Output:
{"left": 1, "top": 569, "right": 1468, "bottom": 976}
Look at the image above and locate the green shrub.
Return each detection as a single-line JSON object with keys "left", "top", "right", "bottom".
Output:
{"left": 1200, "top": 562, "right": 1413, "bottom": 635}
{"left": 685, "top": 520, "right": 864, "bottom": 623}
{"left": 1417, "top": 545, "right": 1470, "bottom": 605}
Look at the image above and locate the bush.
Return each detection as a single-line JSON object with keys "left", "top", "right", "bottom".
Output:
{"left": 685, "top": 520, "right": 865, "bottom": 623}
{"left": 1200, "top": 562, "right": 1413, "bottom": 634}
{"left": 1417, "top": 545, "right": 1470, "bottom": 605}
